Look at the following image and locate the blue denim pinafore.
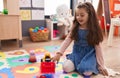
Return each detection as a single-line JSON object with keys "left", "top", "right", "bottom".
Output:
{"left": 66, "top": 29, "right": 99, "bottom": 74}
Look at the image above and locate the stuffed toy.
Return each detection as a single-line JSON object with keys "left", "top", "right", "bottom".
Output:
{"left": 56, "top": 4, "right": 70, "bottom": 27}
{"left": 56, "top": 4, "right": 73, "bottom": 39}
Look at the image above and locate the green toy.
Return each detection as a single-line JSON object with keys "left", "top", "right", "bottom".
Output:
{"left": 71, "top": 73, "right": 78, "bottom": 78}
{"left": 3, "top": 9, "right": 8, "bottom": 14}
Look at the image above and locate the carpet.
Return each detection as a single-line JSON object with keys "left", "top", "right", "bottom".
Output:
{"left": 0, "top": 46, "right": 106, "bottom": 78}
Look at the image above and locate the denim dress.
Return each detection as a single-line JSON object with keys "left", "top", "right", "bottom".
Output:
{"left": 66, "top": 29, "right": 99, "bottom": 74}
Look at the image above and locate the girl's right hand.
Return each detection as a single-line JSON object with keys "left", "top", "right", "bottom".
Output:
{"left": 51, "top": 52, "right": 62, "bottom": 63}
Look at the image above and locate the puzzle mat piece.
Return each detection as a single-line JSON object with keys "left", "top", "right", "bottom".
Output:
{"left": 0, "top": 52, "right": 6, "bottom": 59}
{"left": 6, "top": 55, "right": 31, "bottom": 67}
{"left": 0, "top": 59, "right": 9, "bottom": 69}
{"left": 60, "top": 72, "right": 83, "bottom": 78}
{"left": 0, "top": 68, "right": 14, "bottom": 78}
{"left": 43, "top": 45, "right": 60, "bottom": 52}
{"left": 4, "top": 49, "right": 29, "bottom": 58}
{"left": 11, "top": 58, "right": 64, "bottom": 78}
{"left": 0, "top": 55, "right": 104, "bottom": 78}
{"left": 59, "top": 72, "right": 108, "bottom": 78}
{"left": 12, "top": 63, "right": 40, "bottom": 78}
{"left": 29, "top": 48, "right": 48, "bottom": 53}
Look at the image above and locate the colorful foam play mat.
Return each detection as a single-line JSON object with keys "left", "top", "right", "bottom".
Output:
{"left": 0, "top": 46, "right": 104, "bottom": 78}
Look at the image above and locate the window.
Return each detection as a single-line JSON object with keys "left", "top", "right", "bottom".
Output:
{"left": 0, "top": 0, "right": 4, "bottom": 12}
{"left": 93, "top": 0, "right": 99, "bottom": 11}
{"left": 45, "top": 0, "right": 71, "bottom": 16}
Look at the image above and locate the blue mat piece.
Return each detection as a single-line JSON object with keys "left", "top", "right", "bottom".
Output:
{"left": 0, "top": 68, "right": 14, "bottom": 78}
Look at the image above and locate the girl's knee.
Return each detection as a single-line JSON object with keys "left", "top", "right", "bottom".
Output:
{"left": 62, "top": 60, "right": 75, "bottom": 72}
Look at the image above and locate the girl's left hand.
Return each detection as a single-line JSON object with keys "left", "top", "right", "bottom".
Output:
{"left": 98, "top": 66, "right": 109, "bottom": 76}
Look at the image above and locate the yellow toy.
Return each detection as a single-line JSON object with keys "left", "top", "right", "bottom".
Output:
{"left": 41, "top": 52, "right": 51, "bottom": 62}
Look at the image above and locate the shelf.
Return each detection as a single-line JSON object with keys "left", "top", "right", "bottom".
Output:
{"left": 46, "top": 19, "right": 66, "bottom": 40}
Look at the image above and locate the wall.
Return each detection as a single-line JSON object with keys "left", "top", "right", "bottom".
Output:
{"left": 19, "top": 0, "right": 45, "bottom": 36}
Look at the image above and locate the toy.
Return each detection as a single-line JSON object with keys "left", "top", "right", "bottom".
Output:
{"left": 53, "top": 30, "right": 59, "bottom": 38}
{"left": 56, "top": 4, "right": 73, "bottom": 37}
{"left": 41, "top": 52, "right": 51, "bottom": 62}
{"left": 3, "top": 9, "right": 8, "bottom": 15}
{"left": 39, "top": 74, "right": 53, "bottom": 78}
{"left": 40, "top": 52, "right": 55, "bottom": 73}
{"left": 39, "top": 75, "right": 46, "bottom": 78}
{"left": 29, "top": 50, "right": 36, "bottom": 63}
{"left": 56, "top": 4, "right": 70, "bottom": 27}
{"left": 71, "top": 73, "right": 78, "bottom": 78}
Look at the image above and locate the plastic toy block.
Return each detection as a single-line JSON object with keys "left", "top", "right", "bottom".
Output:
{"left": 40, "top": 62, "right": 55, "bottom": 73}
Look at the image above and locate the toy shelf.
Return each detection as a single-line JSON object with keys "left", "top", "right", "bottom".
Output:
{"left": 46, "top": 19, "right": 66, "bottom": 40}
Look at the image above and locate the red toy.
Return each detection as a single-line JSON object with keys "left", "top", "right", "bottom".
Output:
{"left": 41, "top": 62, "right": 55, "bottom": 73}
{"left": 40, "top": 52, "right": 55, "bottom": 73}
{"left": 53, "top": 30, "right": 59, "bottom": 38}
{"left": 39, "top": 75, "right": 46, "bottom": 78}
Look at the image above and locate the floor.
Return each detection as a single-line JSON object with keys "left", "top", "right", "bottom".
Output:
{"left": 0, "top": 36, "right": 120, "bottom": 78}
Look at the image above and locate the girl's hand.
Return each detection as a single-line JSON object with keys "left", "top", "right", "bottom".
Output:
{"left": 51, "top": 52, "right": 62, "bottom": 63}
{"left": 98, "top": 66, "right": 109, "bottom": 76}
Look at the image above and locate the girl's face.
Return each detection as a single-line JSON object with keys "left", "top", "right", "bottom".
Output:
{"left": 75, "top": 8, "right": 89, "bottom": 26}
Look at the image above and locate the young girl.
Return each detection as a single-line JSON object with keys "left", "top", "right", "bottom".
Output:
{"left": 52, "top": 2, "right": 108, "bottom": 78}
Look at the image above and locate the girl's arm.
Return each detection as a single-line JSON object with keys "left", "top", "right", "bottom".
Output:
{"left": 57, "top": 24, "right": 75, "bottom": 55}
{"left": 57, "top": 32, "right": 73, "bottom": 55}
{"left": 95, "top": 43, "right": 104, "bottom": 67}
{"left": 52, "top": 24, "right": 74, "bottom": 63}
{"left": 52, "top": 33, "right": 72, "bottom": 63}
{"left": 95, "top": 43, "right": 108, "bottom": 76}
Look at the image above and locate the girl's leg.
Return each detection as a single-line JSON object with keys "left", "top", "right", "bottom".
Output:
{"left": 62, "top": 59, "right": 75, "bottom": 72}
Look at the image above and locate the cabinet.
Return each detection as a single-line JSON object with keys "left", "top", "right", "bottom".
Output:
{"left": 46, "top": 19, "right": 68, "bottom": 40}
{"left": 0, "top": 0, "right": 22, "bottom": 49}
{"left": 0, "top": 15, "right": 22, "bottom": 49}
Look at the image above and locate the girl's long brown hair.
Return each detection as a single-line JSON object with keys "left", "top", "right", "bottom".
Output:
{"left": 70, "top": 2, "right": 103, "bottom": 46}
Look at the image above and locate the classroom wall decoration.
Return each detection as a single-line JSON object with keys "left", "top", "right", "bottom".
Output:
{"left": 19, "top": 0, "right": 45, "bottom": 36}
{"left": 20, "top": 10, "right": 31, "bottom": 20}
{"left": 114, "top": 4, "right": 120, "bottom": 11}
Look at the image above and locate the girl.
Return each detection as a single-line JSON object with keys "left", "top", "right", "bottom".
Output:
{"left": 52, "top": 2, "right": 108, "bottom": 78}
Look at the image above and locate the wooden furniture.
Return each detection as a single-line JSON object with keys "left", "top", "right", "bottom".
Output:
{"left": 0, "top": 0, "right": 22, "bottom": 49}
{"left": 107, "top": 18, "right": 120, "bottom": 46}
{"left": 0, "top": 15, "right": 22, "bottom": 49}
